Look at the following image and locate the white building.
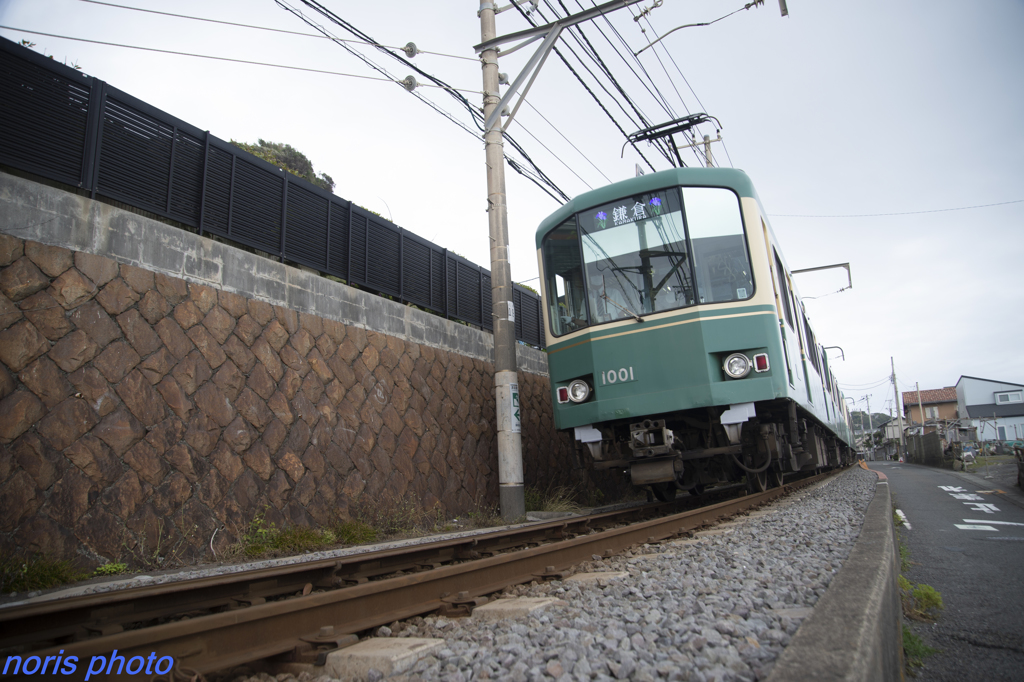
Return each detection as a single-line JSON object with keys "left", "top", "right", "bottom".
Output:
{"left": 955, "top": 375, "right": 1024, "bottom": 442}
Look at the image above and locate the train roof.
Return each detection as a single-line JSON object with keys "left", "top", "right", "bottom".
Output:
{"left": 534, "top": 167, "right": 761, "bottom": 249}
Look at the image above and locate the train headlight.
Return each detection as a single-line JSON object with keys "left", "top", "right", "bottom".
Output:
{"left": 567, "top": 379, "right": 591, "bottom": 403}
{"left": 723, "top": 353, "right": 752, "bottom": 379}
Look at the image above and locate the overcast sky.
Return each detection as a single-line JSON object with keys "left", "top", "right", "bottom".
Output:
{"left": 2, "top": 0, "right": 1022, "bottom": 420}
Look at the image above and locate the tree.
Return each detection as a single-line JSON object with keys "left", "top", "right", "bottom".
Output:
{"left": 20, "top": 39, "right": 82, "bottom": 71}
{"left": 230, "top": 139, "right": 335, "bottom": 193}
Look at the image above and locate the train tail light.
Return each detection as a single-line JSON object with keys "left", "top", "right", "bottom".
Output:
{"left": 753, "top": 353, "right": 770, "bottom": 373}
{"left": 557, "top": 386, "right": 569, "bottom": 403}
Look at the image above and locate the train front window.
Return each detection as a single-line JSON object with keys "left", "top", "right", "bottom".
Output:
{"left": 580, "top": 189, "right": 693, "bottom": 320}
{"left": 540, "top": 185, "right": 753, "bottom": 337}
{"left": 683, "top": 187, "right": 753, "bottom": 304}
{"left": 543, "top": 218, "right": 590, "bottom": 336}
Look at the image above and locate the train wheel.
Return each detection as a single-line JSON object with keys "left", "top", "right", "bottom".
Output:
{"left": 747, "top": 469, "right": 768, "bottom": 494}
{"left": 689, "top": 484, "right": 705, "bottom": 497}
{"left": 651, "top": 483, "right": 676, "bottom": 502}
{"left": 768, "top": 467, "right": 783, "bottom": 489}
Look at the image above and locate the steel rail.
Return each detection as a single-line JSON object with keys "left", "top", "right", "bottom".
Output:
{"left": 0, "top": 482, "right": 749, "bottom": 650}
{"left": 10, "top": 472, "right": 836, "bottom": 681}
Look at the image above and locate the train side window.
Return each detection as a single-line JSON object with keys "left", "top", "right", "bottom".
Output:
{"left": 542, "top": 218, "right": 590, "bottom": 336}
{"left": 773, "top": 250, "right": 794, "bottom": 329}
{"left": 801, "top": 309, "right": 820, "bottom": 375}
{"left": 684, "top": 188, "right": 753, "bottom": 304}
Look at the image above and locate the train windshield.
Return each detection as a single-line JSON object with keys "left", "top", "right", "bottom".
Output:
{"left": 543, "top": 186, "right": 752, "bottom": 337}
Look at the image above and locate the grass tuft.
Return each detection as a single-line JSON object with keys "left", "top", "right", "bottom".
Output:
{"left": 903, "top": 624, "right": 938, "bottom": 672}
{"left": 332, "top": 520, "right": 378, "bottom": 545}
{"left": 524, "top": 485, "right": 584, "bottom": 514}
{"left": 229, "top": 508, "right": 339, "bottom": 559}
{"left": 0, "top": 555, "right": 89, "bottom": 594}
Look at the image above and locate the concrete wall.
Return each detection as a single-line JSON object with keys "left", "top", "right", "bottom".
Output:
{"left": 0, "top": 172, "right": 618, "bottom": 568}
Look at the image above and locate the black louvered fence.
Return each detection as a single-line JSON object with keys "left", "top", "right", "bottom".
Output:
{"left": 0, "top": 37, "right": 545, "bottom": 347}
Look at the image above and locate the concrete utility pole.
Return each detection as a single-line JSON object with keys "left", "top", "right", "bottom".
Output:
{"left": 865, "top": 395, "right": 874, "bottom": 460}
{"left": 676, "top": 132, "right": 722, "bottom": 168}
{"left": 892, "top": 357, "right": 906, "bottom": 458}
{"left": 916, "top": 382, "right": 925, "bottom": 435}
{"left": 474, "top": 0, "right": 647, "bottom": 522}
{"left": 479, "top": 3, "right": 524, "bottom": 522}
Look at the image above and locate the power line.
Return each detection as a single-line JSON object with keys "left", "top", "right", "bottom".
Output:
{"left": 0, "top": 26, "right": 482, "bottom": 93}
{"left": 772, "top": 199, "right": 1024, "bottom": 218}
{"left": 514, "top": 122, "right": 593, "bottom": 190}
{"left": 76, "top": 0, "right": 479, "bottom": 61}
{"left": 523, "top": 101, "right": 612, "bottom": 184}
{"left": 282, "top": 0, "right": 570, "bottom": 202}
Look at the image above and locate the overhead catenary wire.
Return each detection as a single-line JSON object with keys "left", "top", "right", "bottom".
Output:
{"left": 633, "top": 10, "right": 734, "bottom": 167}
{"left": 510, "top": 0, "right": 660, "bottom": 173}
{"left": 549, "top": 0, "right": 715, "bottom": 169}
{"left": 581, "top": 1, "right": 681, "bottom": 122}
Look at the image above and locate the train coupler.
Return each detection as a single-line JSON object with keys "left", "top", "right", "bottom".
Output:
{"left": 629, "top": 419, "right": 675, "bottom": 457}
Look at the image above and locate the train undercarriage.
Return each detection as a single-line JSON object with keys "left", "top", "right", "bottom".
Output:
{"left": 578, "top": 399, "right": 854, "bottom": 501}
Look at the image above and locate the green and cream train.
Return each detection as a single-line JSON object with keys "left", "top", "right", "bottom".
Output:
{"left": 535, "top": 168, "right": 853, "bottom": 499}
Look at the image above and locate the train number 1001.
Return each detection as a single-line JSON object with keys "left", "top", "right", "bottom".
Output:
{"left": 600, "top": 367, "right": 635, "bottom": 385}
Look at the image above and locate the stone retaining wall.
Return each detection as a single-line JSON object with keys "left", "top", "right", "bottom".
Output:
{"left": 0, "top": 174, "right": 619, "bottom": 568}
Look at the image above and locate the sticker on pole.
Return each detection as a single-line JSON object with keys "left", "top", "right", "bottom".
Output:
{"left": 507, "top": 300, "right": 515, "bottom": 323}
{"left": 499, "top": 382, "right": 521, "bottom": 433}
{"left": 511, "top": 383, "right": 520, "bottom": 432}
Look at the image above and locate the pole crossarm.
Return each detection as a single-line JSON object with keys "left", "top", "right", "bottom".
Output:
{"left": 475, "top": 0, "right": 644, "bottom": 133}
{"left": 474, "top": 0, "right": 643, "bottom": 53}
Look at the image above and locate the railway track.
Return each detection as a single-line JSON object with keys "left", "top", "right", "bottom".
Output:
{"left": 0, "top": 471, "right": 838, "bottom": 680}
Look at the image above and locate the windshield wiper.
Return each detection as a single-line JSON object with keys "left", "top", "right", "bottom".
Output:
{"left": 602, "top": 293, "right": 644, "bottom": 323}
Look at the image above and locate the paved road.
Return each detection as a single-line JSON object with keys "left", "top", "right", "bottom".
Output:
{"left": 869, "top": 461, "right": 1024, "bottom": 681}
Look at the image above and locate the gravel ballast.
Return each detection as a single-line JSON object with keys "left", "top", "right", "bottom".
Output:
{"left": 237, "top": 467, "right": 879, "bottom": 682}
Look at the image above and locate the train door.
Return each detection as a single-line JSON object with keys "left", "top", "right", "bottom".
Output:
{"left": 794, "top": 311, "right": 814, "bottom": 404}
{"left": 771, "top": 247, "right": 797, "bottom": 388}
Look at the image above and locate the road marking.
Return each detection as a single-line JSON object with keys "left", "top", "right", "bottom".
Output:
{"left": 976, "top": 490, "right": 1005, "bottom": 494}
{"left": 939, "top": 486, "right": 966, "bottom": 492}
{"left": 951, "top": 493, "right": 985, "bottom": 501}
{"left": 896, "top": 509, "right": 911, "bottom": 529}
{"left": 964, "top": 502, "right": 1000, "bottom": 514}
{"left": 963, "top": 519, "right": 1024, "bottom": 527}
{"left": 956, "top": 524, "right": 998, "bottom": 531}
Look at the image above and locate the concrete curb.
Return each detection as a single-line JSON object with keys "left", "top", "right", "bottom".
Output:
{"left": 766, "top": 478, "right": 903, "bottom": 681}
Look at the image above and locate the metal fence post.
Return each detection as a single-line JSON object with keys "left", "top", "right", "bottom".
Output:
{"left": 198, "top": 131, "right": 210, "bottom": 236}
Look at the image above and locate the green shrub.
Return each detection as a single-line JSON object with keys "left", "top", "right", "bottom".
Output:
{"left": 92, "top": 562, "right": 129, "bottom": 577}
{"left": 900, "top": 576, "right": 944, "bottom": 621}
{"left": 912, "top": 583, "right": 944, "bottom": 615}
